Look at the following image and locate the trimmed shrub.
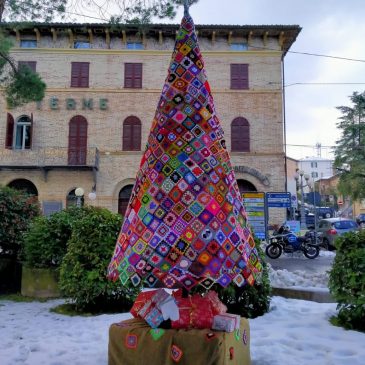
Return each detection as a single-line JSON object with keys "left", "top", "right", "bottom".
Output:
{"left": 59, "top": 206, "right": 139, "bottom": 312}
{"left": 329, "top": 231, "right": 365, "bottom": 332}
{"left": 0, "top": 186, "right": 40, "bottom": 259}
{"left": 22, "top": 206, "right": 88, "bottom": 269}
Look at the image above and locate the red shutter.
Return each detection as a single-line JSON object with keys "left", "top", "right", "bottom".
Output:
{"left": 124, "top": 63, "right": 142, "bottom": 88}
{"left": 68, "top": 116, "right": 88, "bottom": 164}
{"left": 231, "top": 117, "right": 250, "bottom": 152}
{"left": 132, "top": 123, "right": 141, "bottom": 150}
{"left": 18, "top": 61, "right": 37, "bottom": 72}
{"left": 231, "top": 64, "right": 249, "bottom": 90}
{"left": 28, "top": 113, "right": 33, "bottom": 149}
{"left": 123, "top": 116, "right": 141, "bottom": 150}
{"left": 5, "top": 113, "right": 14, "bottom": 149}
{"left": 123, "top": 123, "right": 132, "bottom": 150}
{"left": 71, "top": 62, "right": 89, "bottom": 87}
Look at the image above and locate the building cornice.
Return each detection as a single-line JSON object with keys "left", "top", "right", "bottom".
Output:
{"left": 10, "top": 47, "right": 283, "bottom": 57}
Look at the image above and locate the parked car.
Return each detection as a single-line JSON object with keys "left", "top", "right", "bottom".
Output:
{"left": 317, "top": 218, "right": 359, "bottom": 250}
{"left": 356, "top": 213, "right": 365, "bottom": 228}
{"left": 316, "top": 207, "right": 335, "bottom": 219}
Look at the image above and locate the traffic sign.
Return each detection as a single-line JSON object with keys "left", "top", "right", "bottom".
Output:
{"left": 266, "top": 192, "right": 291, "bottom": 208}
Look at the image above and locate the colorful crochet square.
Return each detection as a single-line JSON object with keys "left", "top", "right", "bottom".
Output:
{"left": 107, "top": 13, "right": 261, "bottom": 290}
{"left": 125, "top": 334, "right": 138, "bottom": 349}
{"left": 150, "top": 328, "right": 165, "bottom": 341}
{"left": 171, "top": 344, "right": 183, "bottom": 362}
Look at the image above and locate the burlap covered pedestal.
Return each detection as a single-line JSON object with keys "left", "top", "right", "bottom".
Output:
{"left": 108, "top": 317, "right": 251, "bottom": 365}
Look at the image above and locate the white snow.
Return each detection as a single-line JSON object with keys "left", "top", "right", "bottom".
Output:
{"left": 1, "top": 254, "right": 364, "bottom": 365}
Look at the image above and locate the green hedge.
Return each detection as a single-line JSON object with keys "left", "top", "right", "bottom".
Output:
{"left": 329, "top": 230, "right": 365, "bottom": 332}
{"left": 59, "top": 206, "right": 139, "bottom": 312}
{"left": 22, "top": 207, "right": 88, "bottom": 268}
{"left": 0, "top": 186, "right": 40, "bottom": 259}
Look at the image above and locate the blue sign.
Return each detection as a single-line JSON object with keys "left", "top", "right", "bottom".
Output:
{"left": 266, "top": 192, "right": 291, "bottom": 208}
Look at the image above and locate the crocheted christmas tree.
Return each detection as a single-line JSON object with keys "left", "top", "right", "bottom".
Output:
{"left": 108, "top": 12, "right": 262, "bottom": 291}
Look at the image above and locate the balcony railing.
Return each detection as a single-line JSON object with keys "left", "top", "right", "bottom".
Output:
{"left": 0, "top": 147, "right": 99, "bottom": 169}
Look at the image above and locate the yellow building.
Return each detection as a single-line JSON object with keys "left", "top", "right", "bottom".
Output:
{"left": 0, "top": 22, "right": 300, "bottom": 218}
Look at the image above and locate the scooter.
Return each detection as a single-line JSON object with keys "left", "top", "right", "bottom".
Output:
{"left": 265, "top": 225, "right": 320, "bottom": 259}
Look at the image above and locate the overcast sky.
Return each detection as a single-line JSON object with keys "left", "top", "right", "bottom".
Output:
{"left": 171, "top": 0, "right": 365, "bottom": 160}
{"left": 73, "top": 0, "right": 365, "bottom": 160}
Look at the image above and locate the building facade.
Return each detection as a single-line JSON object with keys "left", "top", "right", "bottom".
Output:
{"left": 0, "top": 22, "right": 300, "bottom": 219}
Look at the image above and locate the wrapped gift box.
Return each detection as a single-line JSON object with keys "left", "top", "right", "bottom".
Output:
{"left": 212, "top": 313, "right": 241, "bottom": 333}
{"left": 204, "top": 290, "right": 227, "bottom": 315}
{"left": 171, "top": 294, "right": 214, "bottom": 329}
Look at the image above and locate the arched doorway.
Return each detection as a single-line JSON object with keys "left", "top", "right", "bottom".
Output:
{"left": 7, "top": 179, "right": 38, "bottom": 196}
{"left": 68, "top": 115, "right": 88, "bottom": 165}
{"left": 118, "top": 185, "right": 133, "bottom": 216}
{"left": 237, "top": 179, "right": 257, "bottom": 194}
{"left": 66, "top": 188, "right": 84, "bottom": 208}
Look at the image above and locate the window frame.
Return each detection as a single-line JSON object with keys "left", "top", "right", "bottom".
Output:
{"left": 14, "top": 115, "right": 33, "bottom": 150}
{"left": 20, "top": 40, "right": 37, "bottom": 48}
{"left": 18, "top": 61, "right": 37, "bottom": 73}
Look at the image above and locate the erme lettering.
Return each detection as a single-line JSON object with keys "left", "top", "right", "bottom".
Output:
{"left": 37, "top": 98, "right": 109, "bottom": 111}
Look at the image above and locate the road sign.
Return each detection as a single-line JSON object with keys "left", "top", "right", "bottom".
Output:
{"left": 266, "top": 192, "right": 291, "bottom": 208}
{"left": 242, "top": 192, "right": 267, "bottom": 240}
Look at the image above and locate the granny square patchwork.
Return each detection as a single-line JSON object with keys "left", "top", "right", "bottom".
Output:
{"left": 108, "top": 13, "right": 261, "bottom": 290}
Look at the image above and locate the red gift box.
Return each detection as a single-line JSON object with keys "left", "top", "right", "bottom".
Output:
{"left": 130, "top": 290, "right": 157, "bottom": 318}
{"left": 171, "top": 294, "right": 214, "bottom": 329}
{"left": 204, "top": 290, "right": 227, "bottom": 315}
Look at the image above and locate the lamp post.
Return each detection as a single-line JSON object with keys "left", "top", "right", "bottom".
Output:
{"left": 295, "top": 170, "right": 310, "bottom": 230}
{"left": 75, "top": 187, "right": 84, "bottom": 208}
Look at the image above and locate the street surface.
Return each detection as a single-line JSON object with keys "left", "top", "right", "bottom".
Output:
{"left": 264, "top": 252, "right": 334, "bottom": 273}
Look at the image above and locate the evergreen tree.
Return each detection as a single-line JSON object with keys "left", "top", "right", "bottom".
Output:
{"left": 334, "top": 91, "right": 365, "bottom": 200}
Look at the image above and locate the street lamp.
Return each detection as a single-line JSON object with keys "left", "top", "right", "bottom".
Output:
{"left": 295, "top": 170, "right": 310, "bottom": 230}
{"left": 75, "top": 187, "right": 84, "bottom": 208}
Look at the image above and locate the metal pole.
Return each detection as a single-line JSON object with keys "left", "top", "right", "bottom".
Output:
{"left": 300, "top": 175, "right": 307, "bottom": 230}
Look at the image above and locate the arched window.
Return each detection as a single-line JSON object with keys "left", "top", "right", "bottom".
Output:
{"left": 7, "top": 179, "right": 38, "bottom": 196}
{"left": 66, "top": 188, "right": 84, "bottom": 208}
{"left": 118, "top": 185, "right": 133, "bottom": 216}
{"left": 237, "top": 179, "right": 257, "bottom": 194}
{"left": 68, "top": 115, "right": 88, "bottom": 165}
{"left": 123, "top": 116, "right": 141, "bottom": 151}
{"left": 13, "top": 115, "right": 33, "bottom": 150}
{"left": 231, "top": 117, "right": 250, "bottom": 152}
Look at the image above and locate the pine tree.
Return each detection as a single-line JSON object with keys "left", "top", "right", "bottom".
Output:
{"left": 334, "top": 91, "right": 365, "bottom": 200}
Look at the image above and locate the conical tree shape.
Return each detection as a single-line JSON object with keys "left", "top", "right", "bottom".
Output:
{"left": 108, "top": 13, "right": 262, "bottom": 291}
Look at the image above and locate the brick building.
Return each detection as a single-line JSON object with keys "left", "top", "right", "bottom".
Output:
{"left": 0, "top": 21, "right": 300, "bottom": 219}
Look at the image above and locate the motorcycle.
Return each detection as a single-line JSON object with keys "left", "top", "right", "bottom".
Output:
{"left": 265, "top": 225, "right": 320, "bottom": 259}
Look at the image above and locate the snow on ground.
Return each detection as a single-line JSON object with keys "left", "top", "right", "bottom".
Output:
{"left": 2, "top": 252, "right": 364, "bottom": 365}
{"left": 1, "top": 296, "right": 365, "bottom": 365}
{"left": 268, "top": 250, "right": 335, "bottom": 290}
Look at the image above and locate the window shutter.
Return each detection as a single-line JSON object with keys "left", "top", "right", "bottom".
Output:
{"left": 5, "top": 113, "right": 14, "bottom": 149}
{"left": 124, "top": 63, "right": 142, "bottom": 88}
{"left": 132, "top": 123, "right": 141, "bottom": 150}
{"left": 123, "top": 123, "right": 132, "bottom": 150}
{"left": 231, "top": 117, "right": 250, "bottom": 152}
{"left": 80, "top": 63, "right": 90, "bottom": 87}
{"left": 230, "top": 64, "right": 249, "bottom": 90}
{"left": 123, "top": 116, "right": 141, "bottom": 150}
{"left": 71, "top": 62, "right": 89, "bottom": 87}
{"left": 28, "top": 113, "right": 34, "bottom": 149}
{"left": 18, "top": 61, "right": 37, "bottom": 72}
